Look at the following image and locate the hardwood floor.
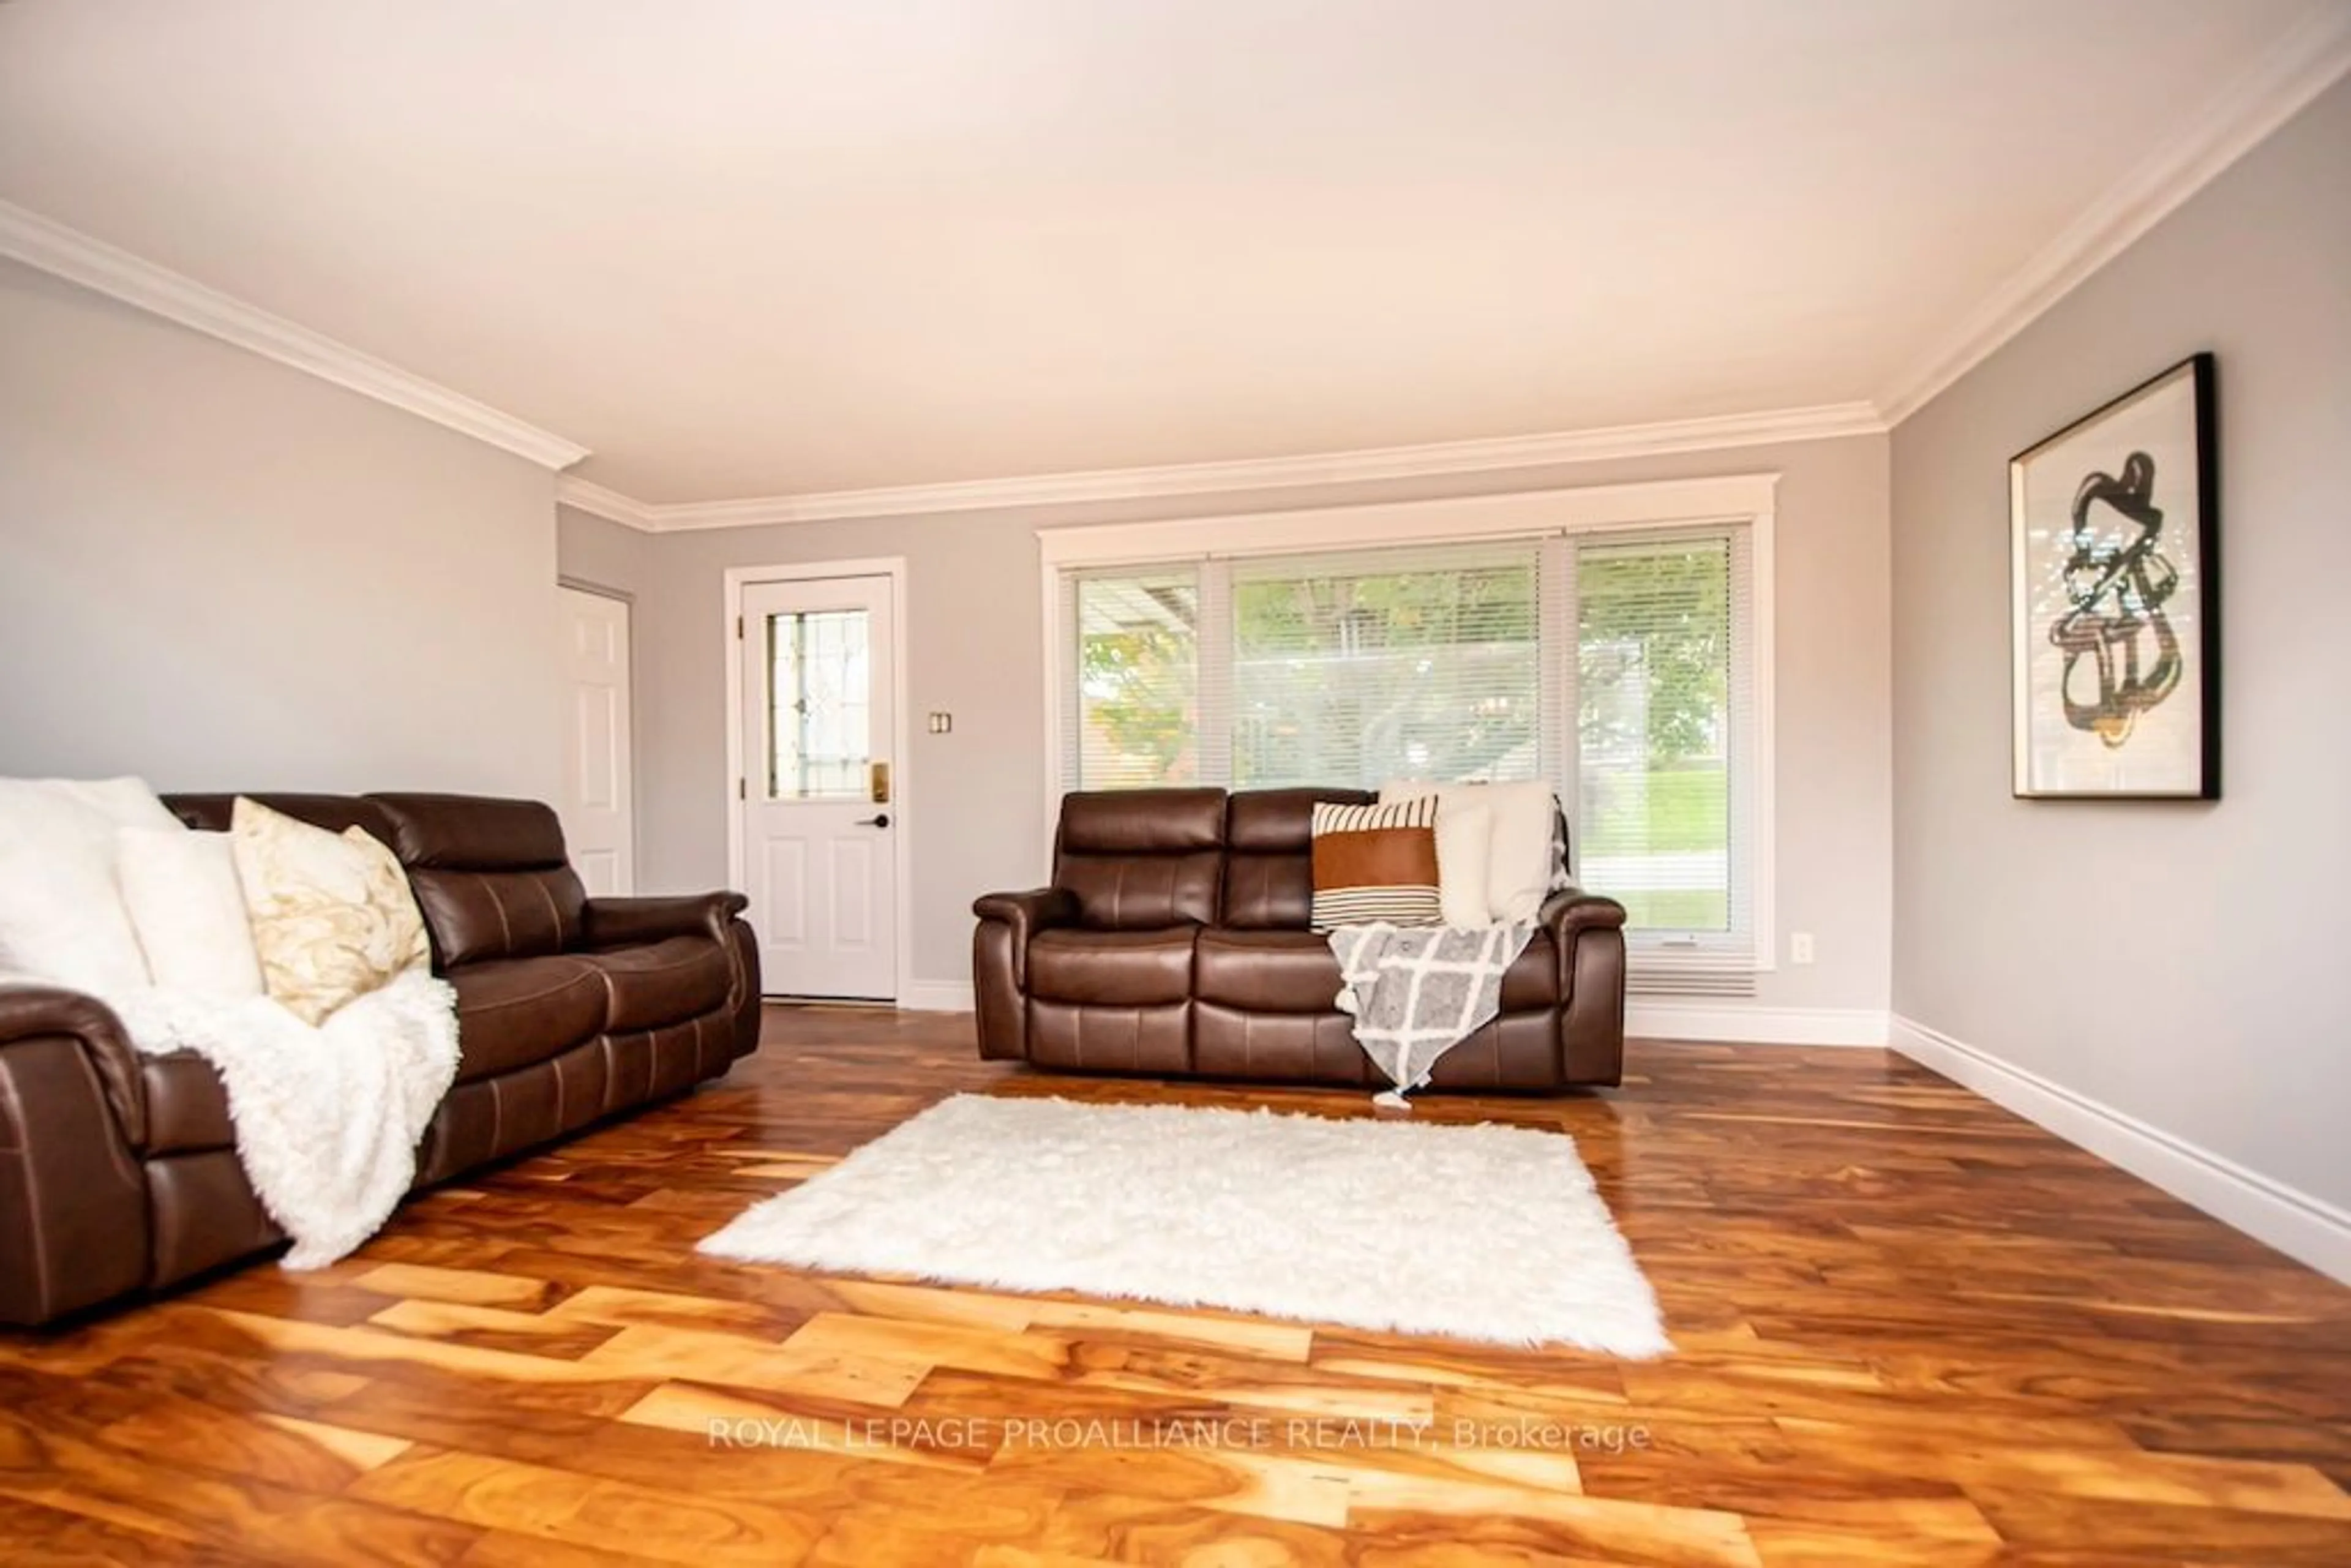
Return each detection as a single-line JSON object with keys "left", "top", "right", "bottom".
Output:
{"left": 4, "top": 1008, "right": 2349, "bottom": 1565}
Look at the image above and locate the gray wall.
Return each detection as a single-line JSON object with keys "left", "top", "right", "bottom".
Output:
{"left": 558, "top": 503, "right": 650, "bottom": 600}
{"left": 595, "top": 433, "right": 1893, "bottom": 1009}
{"left": 0, "top": 261, "right": 562, "bottom": 798}
{"left": 1890, "top": 78, "right": 2351, "bottom": 1210}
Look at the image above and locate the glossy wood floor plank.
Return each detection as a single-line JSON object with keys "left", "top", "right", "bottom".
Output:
{"left": 3, "top": 1005, "right": 2347, "bottom": 1565}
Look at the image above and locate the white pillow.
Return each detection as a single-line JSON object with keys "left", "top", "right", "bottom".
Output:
{"left": 1432, "top": 800, "right": 1493, "bottom": 928}
{"left": 0, "top": 776, "right": 178, "bottom": 998}
{"left": 116, "top": 826, "right": 266, "bottom": 998}
{"left": 1381, "top": 779, "right": 1559, "bottom": 923}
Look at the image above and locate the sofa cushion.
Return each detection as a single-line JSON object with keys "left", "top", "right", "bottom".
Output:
{"left": 367, "top": 795, "right": 587, "bottom": 965}
{"left": 166, "top": 793, "right": 392, "bottom": 841}
{"left": 1054, "top": 789, "right": 1224, "bottom": 930}
{"left": 404, "top": 868, "right": 588, "bottom": 967}
{"left": 1194, "top": 929, "right": 1344, "bottom": 1014}
{"left": 142, "top": 1052, "right": 235, "bottom": 1155}
{"left": 1221, "top": 789, "right": 1372, "bottom": 930}
{"left": 579, "top": 937, "right": 732, "bottom": 1032}
{"left": 147, "top": 1150, "right": 284, "bottom": 1288}
{"left": 1057, "top": 789, "right": 1225, "bottom": 855}
{"left": 1196, "top": 927, "right": 1558, "bottom": 1015}
{"left": 1058, "top": 853, "right": 1222, "bottom": 932}
{"left": 367, "top": 793, "right": 571, "bottom": 869}
{"left": 449, "top": 955, "right": 607, "bottom": 1084}
{"left": 1027, "top": 1000, "right": 1190, "bottom": 1074}
{"left": 1193, "top": 1003, "right": 1369, "bottom": 1084}
{"left": 1029, "top": 928, "right": 1196, "bottom": 1007}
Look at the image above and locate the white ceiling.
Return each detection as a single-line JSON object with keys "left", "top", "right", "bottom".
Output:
{"left": 0, "top": 1, "right": 2341, "bottom": 505}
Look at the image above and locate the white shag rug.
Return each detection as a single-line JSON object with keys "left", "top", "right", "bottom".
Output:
{"left": 699, "top": 1094, "right": 1669, "bottom": 1356}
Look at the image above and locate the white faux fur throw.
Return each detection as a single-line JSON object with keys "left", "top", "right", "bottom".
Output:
{"left": 111, "top": 973, "right": 460, "bottom": 1267}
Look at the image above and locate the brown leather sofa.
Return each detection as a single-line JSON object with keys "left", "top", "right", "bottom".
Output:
{"left": 0, "top": 792, "right": 761, "bottom": 1329}
{"left": 973, "top": 788, "right": 1626, "bottom": 1091}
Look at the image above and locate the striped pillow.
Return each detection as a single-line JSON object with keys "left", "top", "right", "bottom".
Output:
{"left": 1310, "top": 797, "right": 1442, "bottom": 931}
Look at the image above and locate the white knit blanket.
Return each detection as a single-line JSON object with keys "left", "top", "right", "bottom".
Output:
{"left": 110, "top": 973, "right": 460, "bottom": 1267}
{"left": 1327, "top": 923, "right": 1536, "bottom": 1108}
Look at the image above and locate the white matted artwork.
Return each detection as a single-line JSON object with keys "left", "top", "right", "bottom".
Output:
{"left": 2010, "top": 353, "right": 2218, "bottom": 799}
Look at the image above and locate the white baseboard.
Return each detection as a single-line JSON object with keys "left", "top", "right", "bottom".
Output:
{"left": 898, "top": 979, "right": 977, "bottom": 1013}
{"left": 1891, "top": 1014, "right": 2351, "bottom": 1285}
{"left": 1627, "top": 1003, "right": 1888, "bottom": 1046}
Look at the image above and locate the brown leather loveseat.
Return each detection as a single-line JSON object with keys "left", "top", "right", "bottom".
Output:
{"left": 973, "top": 788, "right": 1627, "bottom": 1091}
{"left": 0, "top": 792, "right": 761, "bottom": 1329}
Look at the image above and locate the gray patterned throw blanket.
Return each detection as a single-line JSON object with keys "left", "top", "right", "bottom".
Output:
{"left": 1327, "top": 923, "right": 1537, "bottom": 1108}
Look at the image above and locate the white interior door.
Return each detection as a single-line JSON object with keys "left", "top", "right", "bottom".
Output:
{"left": 737, "top": 574, "right": 898, "bottom": 1000}
{"left": 557, "top": 585, "right": 634, "bottom": 896}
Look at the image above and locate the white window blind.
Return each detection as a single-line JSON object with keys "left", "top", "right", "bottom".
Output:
{"left": 1567, "top": 527, "right": 1756, "bottom": 994}
{"left": 1051, "top": 518, "right": 1763, "bottom": 991}
{"left": 1062, "top": 567, "right": 1201, "bottom": 792}
{"left": 1226, "top": 542, "right": 1552, "bottom": 790}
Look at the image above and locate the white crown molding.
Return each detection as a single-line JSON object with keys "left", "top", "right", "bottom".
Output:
{"left": 1879, "top": 7, "right": 2351, "bottom": 426}
{"left": 571, "top": 402, "right": 1881, "bottom": 533}
{"left": 1891, "top": 1015, "right": 2351, "bottom": 1285}
{"left": 0, "top": 198, "right": 590, "bottom": 471}
{"left": 555, "top": 475, "right": 656, "bottom": 530}
{"left": 1033, "top": 471, "right": 1779, "bottom": 567}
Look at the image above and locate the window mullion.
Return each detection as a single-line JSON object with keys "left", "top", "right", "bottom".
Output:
{"left": 1542, "top": 535, "right": 1578, "bottom": 880}
{"left": 1196, "top": 558, "right": 1234, "bottom": 789}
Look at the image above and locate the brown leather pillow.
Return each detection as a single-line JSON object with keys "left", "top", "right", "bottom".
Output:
{"left": 1309, "top": 798, "right": 1442, "bottom": 931}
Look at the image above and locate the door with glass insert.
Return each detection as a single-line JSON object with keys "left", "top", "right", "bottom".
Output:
{"left": 737, "top": 574, "right": 896, "bottom": 999}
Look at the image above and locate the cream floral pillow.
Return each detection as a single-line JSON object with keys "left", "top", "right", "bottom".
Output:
{"left": 230, "top": 797, "right": 431, "bottom": 1024}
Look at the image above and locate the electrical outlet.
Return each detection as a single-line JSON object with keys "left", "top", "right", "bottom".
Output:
{"left": 1790, "top": 932, "right": 1815, "bottom": 966}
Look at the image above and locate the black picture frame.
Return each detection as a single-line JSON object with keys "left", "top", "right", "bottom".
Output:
{"left": 2009, "top": 352, "right": 2218, "bottom": 800}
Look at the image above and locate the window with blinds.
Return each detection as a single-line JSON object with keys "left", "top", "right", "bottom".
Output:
{"left": 1067, "top": 569, "right": 1200, "bottom": 790}
{"left": 1230, "top": 544, "right": 1547, "bottom": 790}
{"left": 1053, "top": 522, "right": 1761, "bottom": 989}
{"left": 1569, "top": 528, "right": 1756, "bottom": 994}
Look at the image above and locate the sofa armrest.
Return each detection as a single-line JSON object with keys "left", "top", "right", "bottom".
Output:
{"left": 1537, "top": 889, "right": 1628, "bottom": 1087}
{"left": 970, "top": 888, "right": 1076, "bottom": 1063}
{"left": 0, "top": 984, "right": 152, "bottom": 1325}
{"left": 0, "top": 983, "right": 146, "bottom": 1147}
{"left": 582, "top": 891, "right": 750, "bottom": 950}
{"left": 973, "top": 888, "right": 1079, "bottom": 968}
{"left": 1539, "top": 887, "right": 1627, "bottom": 944}
{"left": 1539, "top": 887, "right": 1628, "bottom": 999}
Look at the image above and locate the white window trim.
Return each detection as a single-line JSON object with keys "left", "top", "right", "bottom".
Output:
{"left": 1037, "top": 473, "right": 1778, "bottom": 973}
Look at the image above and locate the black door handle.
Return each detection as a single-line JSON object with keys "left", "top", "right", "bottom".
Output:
{"left": 856, "top": 814, "right": 891, "bottom": 828}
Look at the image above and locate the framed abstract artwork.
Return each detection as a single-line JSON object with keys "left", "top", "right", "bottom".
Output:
{"left": 2010, "top": 353, "right": 2218, "bottom": 799}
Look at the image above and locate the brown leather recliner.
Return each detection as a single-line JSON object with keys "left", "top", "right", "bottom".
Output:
{"left": 0, "top": 792, "right": 762, "bottom": 1329}
{"left": 973, "top": 787, "right": 1627, "bottom": 1091}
